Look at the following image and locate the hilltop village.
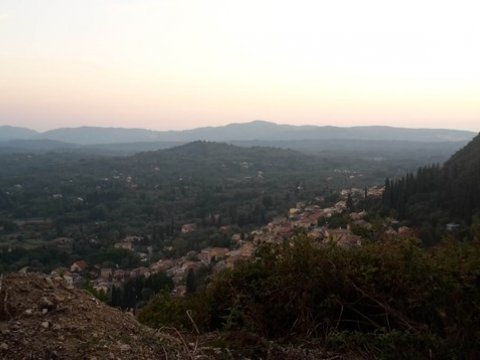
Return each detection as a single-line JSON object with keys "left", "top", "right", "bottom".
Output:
{"left": 40, "top": 185, "right": 417, "bottom": 304}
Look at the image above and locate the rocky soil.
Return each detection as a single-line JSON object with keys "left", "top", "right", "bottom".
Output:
{"left": 0, "top": 273, "right": 193, "bottom": 359}
{"left": 0, "top": 273, "right": 356, "bottom": 359}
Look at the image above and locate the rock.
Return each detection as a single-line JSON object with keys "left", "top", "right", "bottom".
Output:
{"left": 42, "top": 308, "right": 48, "bottom": 315}
{"left": 40, "top": 296, "right": 55, "bottom": 310}
{"left": 41, "top": 321, "right": 50, "bottom": 329}
{"left": 53, "top": 294, "right": 65, "bottom": 303}
{"left": 45, "top": 277, "right": 55, "bottom": 288}
{"left": 24, "top": 309, "right": 33, "bottom": 316}
{"left": 0, "top": 343, "right": 8, "bottom": 351}
{"left": 119, "top": 344, "right": 131, "bottom": 352}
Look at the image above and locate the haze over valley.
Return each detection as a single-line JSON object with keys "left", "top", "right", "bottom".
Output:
{"left": 1, "top": 0, "right": 480, "bottom": 358}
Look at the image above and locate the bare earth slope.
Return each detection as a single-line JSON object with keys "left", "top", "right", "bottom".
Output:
{"left": 0, "top": 273, "right": 179, "bottom": 359}
{"left": 0, "top": 273, "right": 356, "bottom": 360}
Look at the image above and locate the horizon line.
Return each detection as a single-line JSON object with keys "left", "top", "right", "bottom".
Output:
{"left": 1, "top": 120, "right": 478, "bottom": 134}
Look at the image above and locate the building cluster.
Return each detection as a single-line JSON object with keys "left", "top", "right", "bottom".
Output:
{"left": 52, "top": 235, "right": 256, "bottom": 297}
{"left": 251, "top": 199, "right": 363, "bottom": 247}
{"left": 53, "top": 186, "right": 403, "bottom": 298}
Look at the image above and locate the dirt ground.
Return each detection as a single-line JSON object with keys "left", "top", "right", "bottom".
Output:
{"left": 0, "top": 273, "right": 356, "bottom": 360}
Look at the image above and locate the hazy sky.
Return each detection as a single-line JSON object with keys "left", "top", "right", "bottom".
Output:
{"left": 1, "top": 0, "right": 479, "bottom": 131}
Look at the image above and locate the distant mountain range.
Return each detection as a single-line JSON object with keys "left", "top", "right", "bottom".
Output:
{"left": 0, "top": 125, "right": 39, "bottom": 141}
{"left": 0, "top": 121, "right": 476, "bottom": 145}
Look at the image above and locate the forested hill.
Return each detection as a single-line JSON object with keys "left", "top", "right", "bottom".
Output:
{"left": 135, "top": 141, "right": 320, "bottom": 174}
{"left": 0, "top": 141, "right": 356, "bottom": 243}
{"left": 383, "top": 132, "right": 480, "bottom": 226}
{"left": 444, "top": 130, "right": 480, "bottom": 169}
{"left": 0, "top": 140, "right": 373, "bottom": 273}
{"left": 142, "top": 140, "right": 308, "bottom": 160}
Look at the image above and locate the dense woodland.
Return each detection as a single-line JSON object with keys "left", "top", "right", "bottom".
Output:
{"left": 0, "top": 141, "right": 393, "bottom": 272}
{"left": 382, "top": 133, "right": 480, "bottom": 244}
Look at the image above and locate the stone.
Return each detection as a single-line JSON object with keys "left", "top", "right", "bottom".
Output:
{"left": 53, "top": 294, "right": 65, "bottom": 302}
{"left": 119, "top": 344, "right": 131, "bottom": 352}
{"left": 40, "top": 296, "right": 55, "bottom": 310}
{"left": 45, "top": 277, "right": 55, "bottom": 288}
{"left": 24, "top": 309, "right": 33, "bottom": 316}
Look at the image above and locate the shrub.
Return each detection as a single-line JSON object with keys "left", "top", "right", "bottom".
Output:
{"left": 140, "top": 235, "right": 480, "bottom": 357}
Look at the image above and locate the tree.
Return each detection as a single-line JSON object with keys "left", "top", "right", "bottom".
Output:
{"left": 346, "top": 193, "right": 354, "bottom": 212}
{"left": 186, "top": 268, "right": 196, "bottom": 294}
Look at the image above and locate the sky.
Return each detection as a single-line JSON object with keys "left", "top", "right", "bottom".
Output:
{"left": 0, "top": 0, "right": 479, "bottom": 132}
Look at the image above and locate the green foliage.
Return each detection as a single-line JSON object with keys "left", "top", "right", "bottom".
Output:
{"left": 1, "top": 139, "right": 446, "bottom": 271}
{"left": 88, "top": 248, "right": 141, "bottom": 270}
{"left": 318, "top": 213, "right": 349, "bottom": 229}
{"left": 110, "top": 272, "right": 173, "bottom": 309}
{"left": 0, "top": 142, "right": 355, "bottom": 271}
{"left": 83, "top": 280, "right": 108, "bottom": 303}
{"left": 186, "top": 269, "right": 196, "bottom": 294}
{"left": 0, "top": 245, "right": 72, "bottom": 273}
{"left": 140, "top": 235, "right": 480, "bottom": 357}
{"left": 346, "top": 193, "right": 354, "bottom": 211}
{"left": 138, "top": 291, "right": 211, "bottom": 332}
{"left": 383, "top": 133, "right": 480, "bottom": 233}
{"left": 0, "top": 220, "right": 18, "bottom": 233}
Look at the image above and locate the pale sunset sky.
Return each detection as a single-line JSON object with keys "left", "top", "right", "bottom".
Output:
{"left": 0, "top": 0, "right": 479, "bottom": 131}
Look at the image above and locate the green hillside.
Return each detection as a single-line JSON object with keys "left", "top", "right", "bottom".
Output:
{"left": 383, "top": 132, "right": 480, "bottom": 231}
